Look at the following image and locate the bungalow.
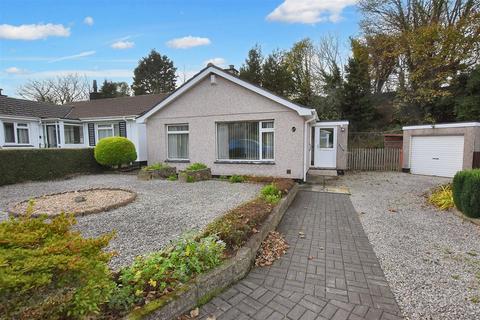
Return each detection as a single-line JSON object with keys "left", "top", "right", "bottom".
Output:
{"left": 138, "top": 65, "right": 349, "bottom": 180}
{"left": 0, "top": 92, "right": 166, "bottom": 162}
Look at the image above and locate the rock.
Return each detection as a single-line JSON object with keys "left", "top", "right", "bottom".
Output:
{"left": 74, "top": 196, "right": 86, "bottom": 203}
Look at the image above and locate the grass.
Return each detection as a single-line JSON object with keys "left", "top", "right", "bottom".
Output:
{"left": 186, "top": 163, "right": 208, "bottom": 171}
{"left": 428, "top": 184, "right": 454, "bottom": 210}
{"left": 142, "top": 163, "right": 170, "bottom": 171}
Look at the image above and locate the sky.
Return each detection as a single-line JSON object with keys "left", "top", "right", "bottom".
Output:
{"left": 0, "top": 0, "right": 361, "bottom": 98}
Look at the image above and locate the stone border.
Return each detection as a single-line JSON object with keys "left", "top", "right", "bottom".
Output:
{"left": 8, "top": 187, "right": 137, "bottom": 218}
{"left": 125, "top": 183, "right": 299, "bottom": 320}
{"left": 138, "top": 166, "right": 177, "bottom": 180}
{"left": 178, "top": 168, "right": 212, "bottom": 182}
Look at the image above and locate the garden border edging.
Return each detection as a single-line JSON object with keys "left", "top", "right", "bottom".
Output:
{"left": 126, "top": 183, "right": 299, "bottom": 320}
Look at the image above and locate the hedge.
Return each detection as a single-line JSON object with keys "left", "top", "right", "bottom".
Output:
{"left": 0, "top": 148, "right": 103, "bottom": 186}
{"left": 452, "top": 169, "right": 480, "bottom": 218}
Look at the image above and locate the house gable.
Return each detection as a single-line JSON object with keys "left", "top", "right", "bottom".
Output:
{"left": 137, "top": 66, "right": 316, "bottom": 123}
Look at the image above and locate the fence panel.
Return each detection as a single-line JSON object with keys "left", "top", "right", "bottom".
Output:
{"left": 348, "top": 148, "right": 402, "bottom": 171}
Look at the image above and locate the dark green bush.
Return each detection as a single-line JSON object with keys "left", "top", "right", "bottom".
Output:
{"left": 94, "top": 137, "right": 137, "bottom": 167}
{"left": 0, "top": 211, "right": 115, "bottom": 319}
{"left": 0, "top": 148, "right": 102, "bottom": 186}
{"left": 453, "top": 170, "right": 470, "bottom": 211}
{"left": 460, "top": 170, "right": 480, "bottom": 218}
{"left": 186, "top": 162, "right": 207, "bottom": 171}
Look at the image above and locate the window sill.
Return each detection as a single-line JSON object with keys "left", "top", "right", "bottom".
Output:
{"left": 165, "top": 159, "right": 190, "bottom": 163}
{"left": 2, "top": 144, "right": 34, "bottom": 148}
{"left": 214, "top": 160, "right": 275, "bottom": 165}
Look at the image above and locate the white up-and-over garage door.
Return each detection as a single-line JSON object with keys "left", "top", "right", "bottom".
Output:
{"left": 410, "top": 135, "right": 464, "bottom": 177}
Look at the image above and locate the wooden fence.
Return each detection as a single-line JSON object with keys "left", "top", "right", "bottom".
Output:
{"left": 348, "top": 148, "right": 402, "bottom": 171}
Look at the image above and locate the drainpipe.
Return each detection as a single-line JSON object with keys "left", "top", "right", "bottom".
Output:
{"left": 303, "top": 116, "right": 317, "bottom": 181}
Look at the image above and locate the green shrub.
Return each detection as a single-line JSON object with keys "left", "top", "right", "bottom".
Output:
{"left": 167, "top": 174, "right": 178, "bottom": 181}
{"left": 428, "top": 184, "right": 454, "bottom": 210}
{"left": 260, "top": 184, "right": 282, "bottom": 204}
{"left": 453, "top": 170, "right": 470, "bottom": 212}
{"left": 186, "top": 162, "right": 208, "bottom": 171}
{"left": 229, "top": 175, "right": 245, "bottom": 183}
{"left": 203, "top": 198, "right": 274, "bottom": 250}
{"left": 0, "top": 148, "right": 102, "bottom": 186}
{"left": 0, "top": 211, "right": 115, "bottom": 319}
{"left": 186, "top": 175, "right": 195, "bottom": 183}
{"left": 112, "top": 234, "right": 224, "bottom": 311}
{"left": 460, "top": 170, "right": 480, "bottom": 218}
{"left": 141, "top": 163, "right": 170, "bottom": 171}
{"left": 94, "top": 137, "right": 137, "bottom": 167}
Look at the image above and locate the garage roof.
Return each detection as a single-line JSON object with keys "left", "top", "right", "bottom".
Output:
{"left": 403, "top": 122, "right": 480, "bottom": 130}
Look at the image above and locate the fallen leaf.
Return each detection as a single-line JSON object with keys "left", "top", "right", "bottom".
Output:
{"left": 252, "top": 228, "right": 259, "bottom": 233}
{"left": 308, "top": 256, "right": 314, "bottom": 260}
{"left": 255, "top": 231, "right": 289, "bottom": 267}
{"left": 206, "top": 316, "right": 216, "bottom": 320}
{"left": 189, "top": 307, "right": 199, "bottom": 318}
{"left": 388, "top": 208, "right": 397, "bottom": 213}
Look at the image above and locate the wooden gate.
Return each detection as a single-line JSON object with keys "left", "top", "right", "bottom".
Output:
{"left": 348, "top": 148, "right": 402, "bottom": 171}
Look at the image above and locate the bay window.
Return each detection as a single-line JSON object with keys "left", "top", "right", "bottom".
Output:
{"left": 217, "top": 120, "right": 274, "bottom": 161}
{"left": 64, "top": 124, "right": 84, "bottom": 144}
{"left": 167, "top": 124, "right": 189, "bottom": 160}
{"left": 3, "top": 122, "right": 30, "bottom": 144}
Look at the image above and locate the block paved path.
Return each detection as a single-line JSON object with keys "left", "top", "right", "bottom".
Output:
{"left": 197, "top": 191, "right": 403, "bottom": 320}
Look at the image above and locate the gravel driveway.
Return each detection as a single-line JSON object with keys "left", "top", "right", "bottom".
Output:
{"left": 333, "top": 172, "right": 480, "bottom": 320}
{"left": 0, "top": 174, "right": 261, "bottom": 269}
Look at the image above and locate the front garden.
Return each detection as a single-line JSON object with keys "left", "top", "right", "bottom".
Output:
{"left": 1, "top": 136, "right": 297, "bottom": 319}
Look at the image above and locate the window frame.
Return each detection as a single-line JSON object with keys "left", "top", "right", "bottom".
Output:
{"left": 95, "top": 123, "right": 119, "bottom": 142}
{"left": 3, "top": 121, "right": 31, "bottom": 146}
{"left": 215, "top": 120, "right": 275, "bottom": 162}
{"left": 64, "top": 123, "right": 85, "bottom": 145}
{"left": 166, "top": 124, "right": 190, "bottom": 161}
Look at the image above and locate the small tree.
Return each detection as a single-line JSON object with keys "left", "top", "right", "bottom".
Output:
{"left": 132, "top": 50, "right": 177, "bottom": 95}
{"left": 239, "top": 44, "right": 263, "bottom": 85}
{"left": 94, "top": 137, "right": 137, "bottom": 168}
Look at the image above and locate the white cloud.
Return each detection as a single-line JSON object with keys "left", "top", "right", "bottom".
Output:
{"left": 84, "top": 16, "right": 94, "bottom": 26}
{"left": 5, "top": 67, "right": 27, "bottom": 74}
{"left": 166, "top": 36, "right": 211, "bottom": 49}
{"left": 49, "top": 51, "right": 96, "bottom": 63}
{"left": 266, "top": 0, "right": 357, "bottom": 24}
{"left": 204, "top": 57, "right": 226, "bottom": 67}
{"left": 0, "top": 23, "right": 70, "bottom": 40}
{"left": 111, "top": 40, "right": 135, "bottom": 50}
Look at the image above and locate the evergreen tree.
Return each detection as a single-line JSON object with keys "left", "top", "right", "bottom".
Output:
{"left": 341, "top": 40, "right": 376, "bottom": 131}
{"left": 132, "top": 50, "right": 177, "bottom": 95}
{"left": 262, "top": 50, "right": 293, "bottom": 97}
{"left": 98, "top": 80, "right": 131, "bottom": 98}
{"left": 315, "top": 63, "right": 343, "bottom": 120}
{"left": 239, "top": 45, "right": 263, "bottom": 85}
{"left": 455, "top": 66, "right": 480, "bottom": 121}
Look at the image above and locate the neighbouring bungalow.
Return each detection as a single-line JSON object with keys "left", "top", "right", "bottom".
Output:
{"left": 0, "top": 89, "right": 167, "bottom": 163}
{"left": 138, "top": 64, "right": 349, "bottom": 180}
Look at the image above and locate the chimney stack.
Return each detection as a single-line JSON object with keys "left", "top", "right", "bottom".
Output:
{"left": 0, "top": 88, "right": 3, "bottom": 96}
{"left": 224, "top": 65, "right": 238, "bottom": 76}
{"left": 89, "top": 80, "right": 101, "bottom": 100}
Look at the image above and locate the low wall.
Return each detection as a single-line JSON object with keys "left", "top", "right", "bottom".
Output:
{"left": 126, "top": 183, "right": 299, "bottom": 320}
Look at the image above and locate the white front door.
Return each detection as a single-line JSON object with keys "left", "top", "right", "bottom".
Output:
{"left": 314, "top": 126, "right": 337, "bottom": 168}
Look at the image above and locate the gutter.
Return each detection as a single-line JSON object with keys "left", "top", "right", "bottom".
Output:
{"left": 303, "top": 114, "right": 317, "bottom": 181}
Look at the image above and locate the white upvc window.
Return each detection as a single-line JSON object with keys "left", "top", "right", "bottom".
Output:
{"left": 96, "top": 123, "right": 119, "bottom": 141}
{"left": 64, "top": 124, "right": 84, "bottom": 144}
{"left": 3, "top": 122, "right": 30, "bottom": 145}
{"left": 167, "top": 124, "right": 189, "bottom": 160}
{"left": 216, "top": 120, "right": 274, "bottom": 161}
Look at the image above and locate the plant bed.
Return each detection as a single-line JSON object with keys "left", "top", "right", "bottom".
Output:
{"left": 138, "top": 163, "right": 176, "bottom": 180}
{"left": 124, "top": 182, "right": 299, "bottom": 320}
{"left": 178, "top": 163, "right": 211, "bottom": 182}
{"left": 8, "top": 188, "right": 137, "bottom": 218}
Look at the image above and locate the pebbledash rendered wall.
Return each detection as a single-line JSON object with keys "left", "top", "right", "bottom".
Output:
{"left": 145, "top": 76, "right": 308, "bottom": 180}
{"left": 402, "top": 124, "right": 480, "bottom": 171}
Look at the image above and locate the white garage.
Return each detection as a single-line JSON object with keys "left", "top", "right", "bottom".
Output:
{"left": 403, "top": 122, "right": 480, "bottom": 178}
{"left": 410, "top": 135, "right": 464, "bottom": 177}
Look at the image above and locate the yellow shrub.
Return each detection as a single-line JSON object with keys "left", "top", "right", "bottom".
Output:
{"left": 428, "top": 184, "right": 454, "bottom": 210}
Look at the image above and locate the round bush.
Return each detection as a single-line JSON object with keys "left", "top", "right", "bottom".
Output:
{"left": 94, "top": 137, "right": 137, "bottom": 167}
{"left": 460, "top": 170, "right": 480, "bottom": 218}
{"left": 453, "top": 170, "right": 469, "bottom": 212}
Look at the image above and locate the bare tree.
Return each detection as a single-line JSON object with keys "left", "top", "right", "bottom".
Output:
{"left": 17, "top": 74, "right": 90, "bottom": 104}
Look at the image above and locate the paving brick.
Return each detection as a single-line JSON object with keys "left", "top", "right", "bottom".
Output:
{"left": 198, "top": 191, "right": 402, "bottom": 320}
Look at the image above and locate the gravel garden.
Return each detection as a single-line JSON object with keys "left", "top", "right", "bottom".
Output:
{"left": 333, "top": 172, "right": 480, "bottom": 320}
{"left": 0, "top": 173, "right": 261, "bottom": 269}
